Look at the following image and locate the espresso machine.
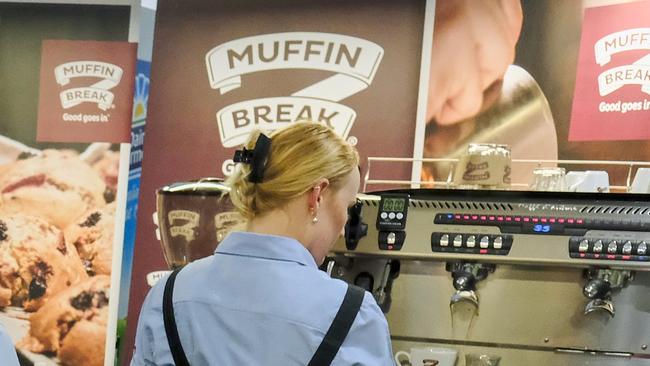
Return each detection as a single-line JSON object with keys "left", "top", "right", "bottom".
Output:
{"left": 328, "top": 189, "right": 650, "bottom": 365}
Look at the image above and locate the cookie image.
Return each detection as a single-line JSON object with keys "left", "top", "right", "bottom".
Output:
{"left": 20, "top": 275, "right": 109, "bottom": 366}
{"left": 0, "top": 213, "right": 87, "bottom": 311}
{"left": 0, "top": 149, "right": 107, "bottom": 228}
{"left": 64, "top": 203, "right": 116, "bottom": 276}
{"left": 58, "top": 310, "right": 108, "bottom": 366}
{"left": 92, "top": 150, "right": 120, "bottom": 191}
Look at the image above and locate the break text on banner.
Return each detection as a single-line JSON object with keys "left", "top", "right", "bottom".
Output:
{"left": 598, "top": 54, "right": 650, "bottom": 96}
{"left": 59, "top": 87, "right": 115, "bottom": 111}
{"left": 205, "top": 32, "right": 383, "bottom": 95}
{"left": 216, "top": 96, "right": 356, "bottom": 148}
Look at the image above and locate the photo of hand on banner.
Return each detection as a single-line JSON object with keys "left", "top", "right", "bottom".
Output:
{"left": 422, "top": 0, "right": 560, "bottom": 186}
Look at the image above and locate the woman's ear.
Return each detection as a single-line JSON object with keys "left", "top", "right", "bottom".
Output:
{"left": 308, "top": 178, "right": 330, "bottom": 209}
{"left": 315, "top": 178, "right": 330, "bottom": 205}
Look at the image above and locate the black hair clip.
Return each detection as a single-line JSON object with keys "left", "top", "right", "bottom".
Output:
{"left": 233, "top": 133, "right": 271, "bottom": 183}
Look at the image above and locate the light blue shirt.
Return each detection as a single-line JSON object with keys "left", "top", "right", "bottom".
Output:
{"left": 0, "top": 324, "right": 19, "bottom": 366}
{"left": 131, "top": 231, "right": 394, "bottom": 366}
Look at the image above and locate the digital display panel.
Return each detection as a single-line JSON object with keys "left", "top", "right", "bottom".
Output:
{"left": 382, "top": 198, "right": 405, "bottom": 212}
{"left": 533, "top": 224, "right": 551, "bottom": 233}
{"left": 524, "top": 223, "right": 563, "bottom": 234}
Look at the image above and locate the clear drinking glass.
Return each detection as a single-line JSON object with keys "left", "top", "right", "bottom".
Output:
{"left": 529, "top": 167, "right": 567, "bottom": 191}
{"left": 465, "top": 353, "right": 501, "bottom": 366}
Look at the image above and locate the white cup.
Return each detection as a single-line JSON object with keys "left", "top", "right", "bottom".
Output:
{"left": 630, "top": 168, "right": 650, "bottom": 193}
{"left": 565, "top": 170, "right": 610, "bottom": 193}
{"left": 394, "top": 347, "right": 458, "bottom": 366}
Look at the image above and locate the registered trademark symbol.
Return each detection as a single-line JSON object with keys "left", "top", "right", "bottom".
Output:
{"left": 347, "top": 136, "right": 358, "bottom": 146}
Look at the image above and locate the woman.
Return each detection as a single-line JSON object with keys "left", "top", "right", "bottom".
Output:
{"left": 131, "top": 122, "right": 394, "bottom": 365}
{"left": 0, "top": 323, "right": 19, "bottom": 366}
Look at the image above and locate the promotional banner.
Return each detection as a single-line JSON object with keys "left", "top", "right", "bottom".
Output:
{"left": 122, "top": 0, "right": 431, "bottom": 363}
{"left": 37, "top": 40, "right": 135, "bottom": 144}
{"left": 0, "top": 3, "right": 132, "bottom": 366}
{"left": 421, "top": 0, "right": 650, "bottom": 187}
{"left": 570, "top": 0, "right": 650, "bottom": 141}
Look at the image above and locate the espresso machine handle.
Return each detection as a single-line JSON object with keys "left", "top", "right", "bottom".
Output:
{"left": 583, "top": 278, "right": 612, "bottom": 299}
{"left": 344, "top": 202, "right": 368, "bottom": 250}
{"left": 584, "top": 298, "right": 615, "bottom": 318}
{"left": 450, "top": 290, "right": 479, "bottom": 309}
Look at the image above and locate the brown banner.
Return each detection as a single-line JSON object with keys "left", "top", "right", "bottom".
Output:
{"left": 123, "top": 0, "right": 429, "bottom": 363}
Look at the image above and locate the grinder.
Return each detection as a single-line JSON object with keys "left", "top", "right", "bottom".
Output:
{"left": 154, "top": 178, "right": 244, "bottom": 269}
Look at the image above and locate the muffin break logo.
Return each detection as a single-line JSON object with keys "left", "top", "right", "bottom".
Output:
{"left": 205, "top": 32, "right": 384, "bottom": 153}
{"left": 569, "top": 1, "right": 650, "bottom": 141}
{"left": 54, "top": 61, "right": 123, "bottom": 123}
{"left": 596, "top": 29, "right": 650, "bottom": 100}
{"left": 37, "top": 40, "right": 135, "bottom": 144}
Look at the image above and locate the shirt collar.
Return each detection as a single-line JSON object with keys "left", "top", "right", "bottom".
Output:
{"left": 215, "top": 231, "right": 318, "bottom": 268}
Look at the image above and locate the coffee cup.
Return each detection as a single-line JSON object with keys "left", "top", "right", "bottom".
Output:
{"left": 565, "top": 170, "right": 609, "bottom": 193}
{"left": 630, "top": 168, "right": 650, "bottom": 193}
{"left": 394, "top": 347, "right": 457, "bottom": 366}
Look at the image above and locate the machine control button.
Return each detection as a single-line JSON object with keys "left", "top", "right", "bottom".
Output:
{"left": 466, "top": 235, "right": 476, "bottom": 248}
{"left": 396, "top": 212, "right": 404, "bottom": 220}
{"left": 380, "top": 212, "right": 388, "bottom": 219}
{"left": 578, "top": 239, "right": 589, "bottom": 253}
{"left": 453, "top": 235, "right": 463, "bottom": 247}
{"left": 622, "top": 241, "right": 633, "bottom": 255}
{"left": 493, "top": 236, "right": 503, "bottom": 249}
{"left": 388, "top": 212, "right": 396, "bottom": 219}
{"left": 479, "top": 236, "right": 490, "bottom": 249}
{"left": 592, "top": 240, "right": 603, "bottom": 253}
{"left": 607, "top": 241, "right": 618, "bottom": 254}
{"left": 387, "top": 232, "right": 396, "bottom": 245}
{"left": 440, "top": 234, "right": 450, "bottom": 247}
{"left": 638, "top": 242, "right": 647, "bottom": 255}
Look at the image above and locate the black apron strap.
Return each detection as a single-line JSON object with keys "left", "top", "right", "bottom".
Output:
{"left": 162, "top": 267, "right": 190, "bottom": 366}
{"left": 307, "top": 284, "right": 366, "bottom": 366}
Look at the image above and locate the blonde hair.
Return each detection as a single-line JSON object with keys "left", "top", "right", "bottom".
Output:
{"left": 226, "top": 121, "right": 359, "bottom": 220}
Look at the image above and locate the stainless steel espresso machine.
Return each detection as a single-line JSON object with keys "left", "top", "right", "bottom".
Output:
{"left": 327, "top": 189, "right": 650, "bottom": 365}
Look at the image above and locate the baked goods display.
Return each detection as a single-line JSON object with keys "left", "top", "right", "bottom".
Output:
{"left": 0, "top": 149, "right": 108, "bottom": 229}
{"left": 0, "top": 143, "right": 118, "bottom": 365}
{"left": 20, "top": 275, "right": 110, "bottom": 366}
{"left": 0, "top": 214, "right": 87, "bottom": 311}
{"left": 64, "top": 203, "right": 116, "bottom": 276}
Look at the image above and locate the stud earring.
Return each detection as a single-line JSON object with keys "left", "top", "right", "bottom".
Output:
{"left": 312, "top": 216, "right": 319, "bottom": 224}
